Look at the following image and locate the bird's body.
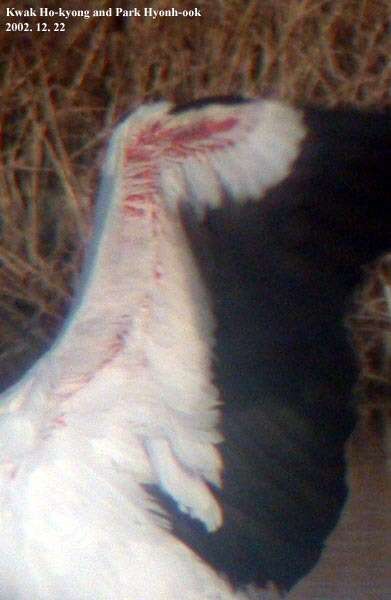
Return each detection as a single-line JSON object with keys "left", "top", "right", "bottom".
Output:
{"left": 0, "top": 97, "right": 389, "bottom": 599}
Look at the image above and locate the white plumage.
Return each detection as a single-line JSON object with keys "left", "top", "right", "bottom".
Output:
{"left": 2, "top": 97, "right": 389, "bottom": 599}
{"left": 0, "top": 99, "right": 304, "bottom": 599}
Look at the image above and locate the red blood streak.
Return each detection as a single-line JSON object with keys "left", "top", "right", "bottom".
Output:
{"left": 154, "top": 267, "right": 163, "bottom": 280}
{"left": 124, "top": 117, "right": 238, "bottom": 165}
{"left": 125, "top": 147, "right": 152, "bottom": 163}
{"left": 124, "top": 206, "right": 146, "bottom": 217}
{"left": 132, "top": 169, "right": 155, "bottom": 180}
{"left": 53, "top": 415, "right": 67, "bottom": 428}
{"left": 167, "top": 117, "right": 238, "bottom": 143}
{"left": 124, "top": 194, "right": 154, "bottom": 204}
{"left": 110, "top": 333, "right": 125, "bottom": 353}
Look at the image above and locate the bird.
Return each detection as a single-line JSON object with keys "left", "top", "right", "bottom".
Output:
{"left": 0, "top": 96, "right": 389, "bottom": 599}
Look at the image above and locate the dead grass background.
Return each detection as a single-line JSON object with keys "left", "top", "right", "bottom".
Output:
{"left": 0, "top": 0, "right": 390, "bottom": 414}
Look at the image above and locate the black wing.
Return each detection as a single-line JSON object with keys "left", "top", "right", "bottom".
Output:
{"left": 149, "top": 99, "right": 391, "bottom": 591}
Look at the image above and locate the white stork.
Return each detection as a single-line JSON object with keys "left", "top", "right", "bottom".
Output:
{"left": 0, "top": 97, "right": 389, "bottom": 599}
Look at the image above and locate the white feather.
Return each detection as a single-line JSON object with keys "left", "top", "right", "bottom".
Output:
{"left": 0, "top": 98, "right": 305, "bottom": 599}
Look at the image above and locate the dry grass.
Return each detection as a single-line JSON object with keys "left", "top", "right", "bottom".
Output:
{"left": 0, "top": 0, "right": 390, "bottom": 395}
{"left": 349, "top": 256, "right": 391, "bottom": 417}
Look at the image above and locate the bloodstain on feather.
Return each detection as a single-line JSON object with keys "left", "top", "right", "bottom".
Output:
{"left": 123, "top": 206, "right": 146, "bottom": 218}
{"left": 124, "top": 116, "right": 238, "bottom": 166}
{"left": 52, "top": 415, "right": 67, "bottom": 428}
